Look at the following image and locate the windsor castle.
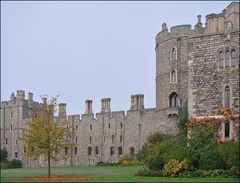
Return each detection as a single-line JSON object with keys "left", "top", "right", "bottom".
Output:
{"left": 1, "top": 2, "right": 239, "bottom": 168}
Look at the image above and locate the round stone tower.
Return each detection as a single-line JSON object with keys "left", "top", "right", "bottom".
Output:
{"left": 155, "top": 23, "right": 193, "bottom": 134}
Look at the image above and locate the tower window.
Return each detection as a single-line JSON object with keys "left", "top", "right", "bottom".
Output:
{"left": 225, "top": 50, "right": 230, "bottom": 67}
{"left": 110, "top": 146, "right": 114, "bottom": 156}
{"left": 224, "top": 120, "right": 230, "bottom": 138}
{"left": 108, "top": 123, "right": 110, "bottom": 129}
{"left": 130, "top": 146, "right": 135, "bottom": 155}
{"left": 15, "top": 139, "right": 18, "bottom": 145}
{"left": 5, "top": 138, "right": 8, "bottom": 145}
{"left": 224, "top": 86, "right": 230, "bottom": 108}
{"left": 90, "top": 124, "right": 92, "bottom": 131}
{"left": 171, "top": 48, "right": 177, "bottom": 61}
{"left": 10, "top": 124, "right": 13, "bottom": 132}
{"left": 89, "top": 136, "right": 92, "bottom": 144}
{"left": 15, "top": 152, "right": 18, "bottom": 159}
{"left": 120, "top": 123, "right": 123, "bottom": 129}
{"left": 24, "top": 146, "right": 26, "bottom": 153}
{"left": 10, "top": 112, "right": 13, "bottom": 118}
{"left": 75, "top": 136, "right": 78, "bottom": 144}
{"left": 74, "top": 147, "right": 78, "bottom": 154}
{"left": 65, "top": 147, "right": 68, "bottom": 155}
{"left": 95, "top": 146, "right": 99, "bottom": 155}
{"left": 112, "top": 135, "right": 114, "bottom": 144}
{"left": 76, "top": 125, "right": 78, "bottom": 132}
{"left": 171, "top": 70, "right": 177, "bottom": 83}
{"left": 169, "top": 92, "right": 178, "bottom": 108}
{"left": 120, "top": 135, "right": 123, "bottom": 143}
{"left": 219, "top": 51, "right": 224, "bottom": 68}
{"left": 231, "top": 49, "right": 236, "bottom": 67}
{"left": 88, "top": 147, "right": 92, "bottom": 155}
{"left": 118, "top": 146, "right": 122, "bottom": 155}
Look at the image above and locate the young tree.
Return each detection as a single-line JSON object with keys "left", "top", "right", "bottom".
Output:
{"left": 20, "top": 96, "right": 72, "bottom": 178}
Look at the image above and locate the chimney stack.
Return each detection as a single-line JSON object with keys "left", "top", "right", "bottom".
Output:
{"left": 58, "top": 103, "right": 67, "bottom": 118}
{"left": 85, "top": 100, "right": 93, "bottom": 114}
{"left": 130, "top": 94, "right": 144, "bottom": 110}
{"left": 101, "top": 98, "right": 111, "bottom": 113}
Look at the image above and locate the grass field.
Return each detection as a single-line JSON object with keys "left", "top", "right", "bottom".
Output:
{"left": 1, "top": 165, "right": 239, "bottom": 182}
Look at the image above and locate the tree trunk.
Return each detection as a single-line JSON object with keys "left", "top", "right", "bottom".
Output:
{"left": 48, "top": 151, "right": 51, "bottom": 178}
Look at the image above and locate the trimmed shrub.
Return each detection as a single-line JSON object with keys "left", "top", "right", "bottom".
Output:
{"left": 163, "top": 159, "right": 188, "bottom": 177}
{"left": 199, "top": 147, "right": 223, "bottom": 170}
{"left": 10, "top": 159, "right": 22, "bottom": 168}
{"left": 148, "top": 154, "right": 164, "bottom": 171}
{"left": 179, "top": 168, "right": 239, "bottom": 178}
{"left": 218, "top": 141, "right": 239, "bottom": 169}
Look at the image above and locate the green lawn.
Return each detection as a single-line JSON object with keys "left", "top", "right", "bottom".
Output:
{"left": 1, "top": 165, "right": 239, "bottom": 182}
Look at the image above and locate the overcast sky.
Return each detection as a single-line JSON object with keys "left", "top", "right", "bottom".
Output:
{"left": 1, "top": 1, "right": 230, "bottom": 115}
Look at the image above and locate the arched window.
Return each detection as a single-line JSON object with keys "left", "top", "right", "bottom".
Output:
{"left": 118, "top": 146, "right": 122, "bottom": 155}
{"left": 130, "top": 146, "right": 135, "bottom": 155}
{"left": 171, "top": 48, "right": 176, "bottom": 61}
{"left": 225, "top": 50, "right": 230, "bottom": 67}
{"left": 88, "top": 147, "right": 92, "bottom": 155}
{"left": 169, "top": 92, "right": 178, "bottom": 108}
{"left": 171, "top": 70, "right": 177, "bottom": 83}
{"left": 75, "top": 125, "right": 78, "bottom": 132}
{"left": 112, "top": 135, "right": 114, "bottom": 144}
{"left": 110, "top": 146, "right": 114, "bottom": 156}
{"left": 219, "top": 51, "right": 224, "bottom": 68}
{"left": 24, "top": 146, "right": 26, "bottom": 153}
{"left": 10, "top": 124, "right": 13, "bottom": 132}
{"left": 224, "top": 86, "right": 230, "bottom": 108}
{"left": 74, "top": 147, "right": 78, "bottom": 154}
{"left": 75, "top": 136, "right": 78, "bottom": 143}
{"left": 95, "top": 146, "right": 99, "bottom": 155}
{"left": 120, "top": 123, "right": 123, "bottom": 129}
{"left": 224, "top": 120, "right": 230, "bottom": 138}
{"left": 120, "top": 135, "right": 123, "bottom": 143}
{"left": 231, "top": 49, "right": 236, "bottom": 67}
{"left": 108, "top": 123, "right": 110, "bottom": 129}
{"left": 5, "top": 138, "right": 8, "bottom": 145}
{"left": 89, "top": 136, "right": 92, "bottom": 144}
{"left": 90, "top": 124, "right": 92, "bottom": 130}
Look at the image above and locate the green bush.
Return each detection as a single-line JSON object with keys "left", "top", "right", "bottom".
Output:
{"left": 0, "top": 159, "right": 22, "bottom": 169}
{"left": 148, "top": 154, "right": 164, "bottom": 171}
{"left": 179, "top": 168, "right": 239, "bottom": 178}
{"left": 10, "top": 159, "right": 22, "bottom": 168}
{"left": 162, "top": 146, "right": 188, "bottom": 164}
{"left": 187, "top": 122, "right": 218, "bottom": 168}
{"left": 163, "top": 159, "right": 188, "bottom": 177}
{"left": 218, "top": 141, "right": 239, "bottom": 169}
{"left": 0, "top": 162, "right": 11, "bottom": 169}
{"left": 199, "top": 147, "right": 223, "bottom": 170}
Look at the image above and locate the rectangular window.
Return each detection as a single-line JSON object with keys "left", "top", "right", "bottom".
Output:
{"left": 225, "top": 121, "right": 230, "bottom": 138}
{"left": 15, "top": 152, "right": 18, "bottom": 158}
{"left": 5, "top": 138, "right": 8, "bottom": 145}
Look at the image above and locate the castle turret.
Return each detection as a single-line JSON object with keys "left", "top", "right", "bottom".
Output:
{"left": 194, "top": 15, "right": 203, "bottom": 33}
{"left": 85, "top": 100, "right": 93, "bottom": 114}
{"left": 16, "top": 90, "right": 25, "bottom": 100}
{"left": 42, "top": 97, "right": 47, "bottom": 104}
{"left": 10, "top": 92, "right": 16, "bottom": 101}
{"left": 101, "top": 98, "right": 111, "bottom": 113}
{"left": 28, "top": 92, "right": 33, "bottom": 108}
{"left": 58, "top": 103, "right": 67, "bottom": 118}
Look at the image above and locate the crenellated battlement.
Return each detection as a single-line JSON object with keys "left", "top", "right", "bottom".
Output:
{"left": 156, "top": 2, "right": 239, "bottom": 46}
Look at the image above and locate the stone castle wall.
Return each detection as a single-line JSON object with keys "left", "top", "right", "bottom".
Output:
{"left": 1, "top": 2, "right": 239, "bottom": 168}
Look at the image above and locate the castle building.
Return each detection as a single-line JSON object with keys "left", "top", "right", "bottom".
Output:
{"left": 1, "top": 2, "right": 239, "bottom": 167}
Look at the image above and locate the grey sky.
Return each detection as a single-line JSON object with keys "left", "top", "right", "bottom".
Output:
{"left": 1, "top": 1, "right": 230, "bottom": 115}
